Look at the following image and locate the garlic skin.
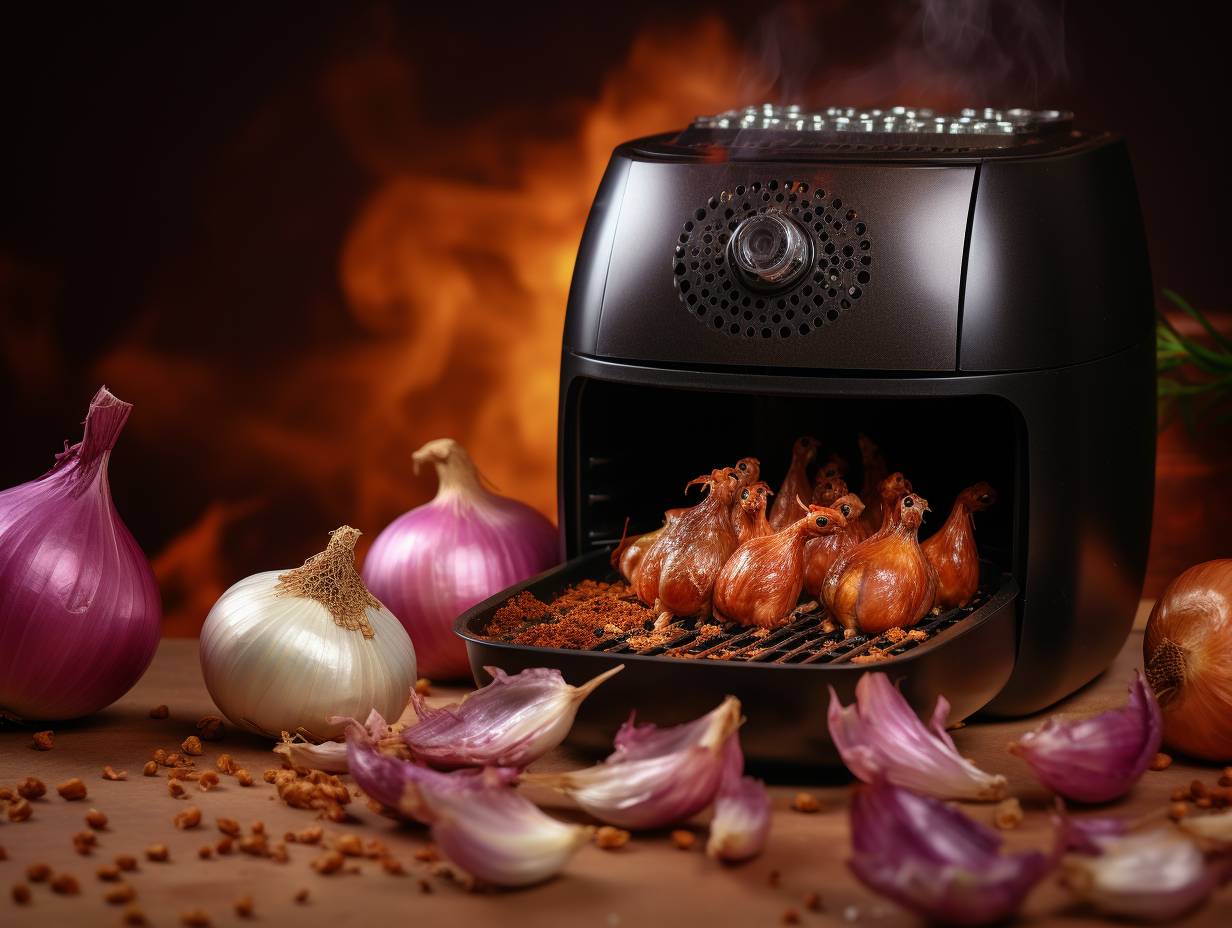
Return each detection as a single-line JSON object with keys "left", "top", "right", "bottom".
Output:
{"left": 525, "top": 695, "right": 743, "bottom": 829}
{"left": 1060, "top": 828, "right": 1222, "bottom": 922}
{"left": 707, "top": 750, "right": 771, "bottom": 864}
{"left": 200, "top": 528, "right": 416, "bottom": 741}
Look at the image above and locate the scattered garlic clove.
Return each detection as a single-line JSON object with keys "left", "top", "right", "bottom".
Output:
{"left": 1060, "top": 828, "right": 1225, "bottom": 922}
{"left": 849, "top": 779, "right": 1056, "bottom": 926}
{"left": 1177, "top": 809, "right": 1232, "bottom": 851}
{"left": 706, "top": 742, "right": 770, "bottom": 863}
{"left": 524, "top": 695, "right": 743, "bottom": 830}
{"left": 401, "top": 665, "right": 623, "bottom": 769}
{"left": 827, "top": 673, "right": 1007, "bottom": 801}
{"left": 1009, "top": 671, "right": 1162, "bottom": 804}
{"left": 273, "top": 709, "right": 389, "bottom": 773}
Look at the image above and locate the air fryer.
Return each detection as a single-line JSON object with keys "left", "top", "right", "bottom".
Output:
{"left": 456, "top": 106, "right": 1156, "bottom": 764}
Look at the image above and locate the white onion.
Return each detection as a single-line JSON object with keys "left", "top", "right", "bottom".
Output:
{"left": 200, "top": 526, "right": 415, "bottom": 741}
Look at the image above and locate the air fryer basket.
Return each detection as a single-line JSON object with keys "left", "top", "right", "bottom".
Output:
{"left": 457, "top": 550, "right": 1018, "bottom": 765}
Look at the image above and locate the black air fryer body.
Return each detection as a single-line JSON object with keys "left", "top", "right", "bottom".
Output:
{"left": 458, "top": 107, "right": 1155, "bottom": 763}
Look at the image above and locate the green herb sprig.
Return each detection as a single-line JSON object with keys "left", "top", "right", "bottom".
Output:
{"left": 1156, "top": 289, "right": 1232, "bottom": 431}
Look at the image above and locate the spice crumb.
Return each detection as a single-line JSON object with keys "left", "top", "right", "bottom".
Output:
{"left": 198, "top": 846, "right": 213, "bottom": 860}
{"left": 413, "top": 845, "right": 440, "bottom": 863}
{"left": 97, "top": 863, "right": 121, "bottom": 881}
{"left": 1171, "top": 786, "right": 1189, "bottom": 802}
{"left": 50, "top": 873, "right": 81, "bottom": 895}
{"left": 17, "top": 776, "right": 46, "bottom": 800}
{"left": 782, "top": 907, "right": 801, "bottom": 925}
{"left": 380, "top": 856, "right": 405, "bottom": 875}
{"left": 145, "top": 844, "right": 170, "bottom": 862}
{"left": 296, "top": 825, "right": 323, "bottom": 845}
{"left": 198, "top": 771, "right": 220, "bottom": 791}
{"left": 196, "top": 716, "right": 224, "bottom": 741}
{"left": 115, "top": 854, "right": 138, "bottom": 872}
{"left": 216, "top": 816, "right": 241, "bottom": 836}
{"left": 235, "top": 769, "right": 254, "bottom": 787}
{"left": 143, "top": 761, "right": 158, "bottom": 777}
{"left": 595, "top": 826, "right": 631, "bottom": 850}
{"left": 1196, "top": 796, "right": 1213, "bottom": 809}
{"left": 181, "top": 736, "right": 204, "bottom": 757}
{"left": 994, "top": 797, "right": 1024, "bottom": 830}
{"left": 12, "top": 882, "right": 32, "bottom": 904}
{"left": 312, "top": 851, "right": 344, "bottom": 874}
{"left": 804, "top": 891, "right": 823, "bottom": 911}
{"left": 215, "top": 837, "right": 234, "bottom": 856}
{"left": 105, "top": 882, "right": 137, "bottom": 904}
{"left": 122, "top": 904, "right": 148, "bottom": 925}
{"left": 85, "top": 808, "right": 108, "bottom": 830}
{"left": 7, "top": 798, "right": 33, "bottom": 822}
{"left": 216, "top": 754, "right": 237, "bottom": 775}
{"left": 27, "top": 863, "right": 52, "bottom": 882}
{"left": 102, "top": 765, "right": 128, "bottom": 781}
{"left": 792, "top": 792, "right": 822, "bottom": 814}
{"left": 415, "top": 678, "right": 432, "bottom": 696}
{"left": 32, "top": 730, "right": 55, "bottom": 751}
{"left": 1169, "top": 802, "right": 1190, "bottom": 821}
{"left": 1148, "top": 752, "right": 1173, "bottom": 771}
{"left": 169, "top": 780, "right": 187, "bottom": 799}
{"left": 181, "top": 909, "right": 211, "bottom": 927}
{"left": 234, "top": 895, "right": 255, "bottom": 918}
{"left": 73, "top": 830, "right": 98, "bottom": 854}
{"left": 1191, "top": 779, "right": 1209, "bottom": 798}
{"left": 335, "top": 834, "right": 364, "bottom": 857}
{"left": 294, "top": 888, "right": 310, "bottom": 903}
{"left": 149, "top": 705, "right": 170, "bottom": 719}
{"left": 57, "top": 777, "right": 87, "bottom": 801}
{"left": 670, "top": 830, "right": 696, "bottom": 850}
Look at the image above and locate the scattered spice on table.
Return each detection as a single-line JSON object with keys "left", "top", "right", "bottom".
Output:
{"left": 86, "top": 808, "right": 108, "bottom": 829}
{"left": 149, "top": 705, "right": 170, "bottom": 719}
{"left": 18, "top": 777, "right": 46, "bottom": 799}
{"left": 792, "top": 792, "right": 822, "bottom": 813}
{"left": 102, "top": 765, "right": 128, "bottom": 780}
{"left": 32, "top": 730, "right": 54, "bottom": 751}
{"left": 57, "top": 777, "right": 87, "bottom": 800}
{"left": 595, "top": 826, "right": 631, "bottom": 850}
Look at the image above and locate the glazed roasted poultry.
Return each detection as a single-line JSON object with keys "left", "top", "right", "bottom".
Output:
{"left": 617, "top": 440, "right": 995, "bottom": 640}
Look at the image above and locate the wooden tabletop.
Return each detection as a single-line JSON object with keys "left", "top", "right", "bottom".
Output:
{"left": 3, "top": 613, "right": 1230, "bottom": 927}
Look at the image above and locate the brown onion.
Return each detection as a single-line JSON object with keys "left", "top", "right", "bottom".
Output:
{"left": 1144, "top": 560, "right": 1232, "bottom": 762}
{"left": 732, "top": 481, "right": 774, "bottom": 544}
{"left": 822, "top": 493, "right": 937, "bottom": 636}
{"left": 803, "top": 494, "right": 865, "bottom": 599}
{"left": 768, "top": 437, "right": 819, "bottom": 531}
{"left": 921, "top": 482, "right": 997, "bottom": 609}
{"left": 714, "top": 505, "right": 846, "bottom": 628}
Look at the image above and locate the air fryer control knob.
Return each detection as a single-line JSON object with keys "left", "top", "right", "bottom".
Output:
{"left": 728, "top": 211, "right": 812, "bottom": 291}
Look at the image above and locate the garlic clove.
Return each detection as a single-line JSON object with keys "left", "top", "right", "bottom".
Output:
{"left": 849, "top": 779, "right": 1056, "bottom": 926}
{"left": 524, "top": 695, "right": 743, "bottom": 830}
{"left": 344, "top": 719, "right": 584, "bottom": 886}
{"left": 707, "top": 741, "right": 770, "bottom": 863}
{"left": 273, "top": 709, "right": 389, "bottom": 773}
{"left": 1060, "top": 828, "right": 1225, "bottom": 922}
{"left": 401, "top": 664, "right": 623, "bottom": 769}
{"left": 1178, "top": 809, "right": 1232, "bottom": 852}
{"left": 828, "top": 673, "right": 1007, "bottom": 801}
{"left": 1009, "top": 671, "right": 1162, "bottom": 804}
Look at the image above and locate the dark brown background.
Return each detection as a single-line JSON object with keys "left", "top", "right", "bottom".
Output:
{"left": 1, "top": 1, "right": 1227, "bottom": 632}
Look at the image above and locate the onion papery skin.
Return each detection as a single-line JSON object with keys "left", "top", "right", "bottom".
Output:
{"left": 0, "top": 387, "right": 161, "bottom": 721}
{"left": 362, "top": 440, "right": 558, "bottom": 680}
{"left": 1144, "top": 559, "right": 1232, "bottom": 762}
{"left": 200, "top": 570, "right": 416, "bottom": 741}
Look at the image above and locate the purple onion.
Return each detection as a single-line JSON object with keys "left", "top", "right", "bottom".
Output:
{"left": 362, "top": 438, "right": 557, "bottom": 680}
{"left": 1010, "top": 671, "right": 1163, "bottom": 804}
{"left": 0, "top": 387, "right": 161, "bottom": 720}
{"left": 849, "top": 779, "right": 1057, "bottom": 926}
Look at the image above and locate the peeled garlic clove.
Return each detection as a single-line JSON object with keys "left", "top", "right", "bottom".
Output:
{"left": 344, "top": 720, "right": 584, "bottom": 886}
{"left": 707, "top": 743, "right": 770, "bottom": 863}
{"left": 524, "top": 695, "right": 743, "bottom": 830}
{"left": 273, "top": 709, "right": 388, "bottom": 773}
{"left": 1178, "top": 809, "right": 1232, "bottom": 851}
{"left": 849, "top": 779, "right": 1056, "bottom": 926}
{"left": 1060, "top": 828, "right": 1223, "bottom": 922}
{"left": 828, "top": 673, "right": 1007, "bottom": 801}
{"left": 402, "top": 665, "right": 623, "bottom": 769}
{"left": 1009, "top": 671, "right": 1162, "bottom": 804}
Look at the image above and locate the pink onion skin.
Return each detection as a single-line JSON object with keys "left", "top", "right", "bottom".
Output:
{"left": 1009, "top": 671, "right": 1162, "bottom": 804}
{"left": 0, "top": 387, "right": 161, "bottom": 720}
{"left": 362, "top": 439, "right": 558, "bottom": 680}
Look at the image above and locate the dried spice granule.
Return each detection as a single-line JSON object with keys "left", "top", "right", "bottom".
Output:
{"left": 294, "top": 888, "right": 310, "bottom": 903}
{"left": 215, "top": 837, "right": 235, "bottom": 856}
{"left": 198, "top": 845, "right": 213, "bottom": 860}
{"left": 234, "top": 896, "right": 255, "bottom": 918}
{"left": 102, "top": 765, "right": 128, "bottom": 781}
{"left": 297, "top": 825, "right": 324, "bottom": 845}
{"left": 1197, "top": 796, "right": 1214, "bottom": 809}
{"left": 115, "top": 854, "right": 138, "bottom": 871}
{"left": 32, "top": 730, "right": 54, "bottom": 751}
{"left": 792, "top": 792, "right": 822, "bottom": 814}
{"left": 781, "top": 908, "right": 801, "bottom": 925}
{"left": 145, "top": 844, "right": 169, "bottom": 862}
{"left": 1192, "top": 779, "right": 1209, "bottom": 798}
{"left": 0, "top": 788, "right": 12, "bottom": 801}
{"left": 7, "top": 799, "right": 33, "bottom": 822}
{"left": 381, "top": 856, "right": 405, "bottom": 875}
{"left": 181, "top": 909, "right": 211, "bottom": 927}
{"left": 97, "top": 864, "right": 121, "bottom": 881}
{"left": 86, "top": 808, "right": 108, "bottom": 829}
{"left": 239, "top": 835, "right": 269, "bottom": 857}
{"left": 196, "top": 716, "right": 224, "bottom": 741}
{"left": 250, "top": 820, "right": 266, "bottom": 835}
{"left": 73, "top": 830, "right": 97, "bottom": 854}
{"left": 181, "top": 736, "right": 204, "bottom": 757}
{"left": 235, "top": 769, "right": 254, "bottom": 787}
{"left": 104, "top": 883, "right": 135, "bottom": 904}
{"left": 594, "top": 826, "right": 630, "bottom": 850}
{"left": 168, "top": 781, "right": 187, "bottom": 799}
{"left": 149, "top": 705, "right": 170, "bottom": 719}
{"left": 670, "top": 830, "right": 696, "bottom": 850}
{"left": 270, "top": 843, "right": 289, "bottom": 864}
{"left": 57, "top": 778, "right": 87, "bottom": 801}
{"left": 122, "top": 904, "right": 148, "bottom": 925}
{"left": 415, "top": 678, "right": 432, "bottom": 696}
{"left": 994, "top": 797, "right": 1023, "bottom": 830}
{"left": 27, "top": 863, "right": 52, "bottom": 882}
{"left": 1169, "top": 802, "right": 1189, "bottom": 821}
{"left": 12, "top": 882, "right": 32, "bottom": 904}
{"left": 413, "top": 845, "right": 440, "bottom": 863}
{"left": 17, "top": 777, "right": 46, "bottom": 800}
{"left": 198, "top": 772, "right": 220, "bottom": 791}
{"left": 335, "top": 834, "right": 364, "bottom": 857}
{"left": 312, "top": 851, "right": 344, "bottom": 874}
{"left": 50, "top": 873, "right": 80, "bottom": 894}
{"left": 216, "top": 817, "right": 241, "bottom": 837}
{"left": 168, "top": 767, "right": 199, "bottom": 781}
{"left": 152, "top": 748, "right": 169, "bottom": 765}
{"left": 143, "top": 761, "right": 158, "bottom": 777}
{"left": 216, "top": 754, "right": 237, "bottom": 775}
{"left": 804, "top": 891, "right": 823, "bottom": 911}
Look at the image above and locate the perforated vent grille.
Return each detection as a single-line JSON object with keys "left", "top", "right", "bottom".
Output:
{"left": 672, "top": 179, "right": 872, "bottom": 339}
